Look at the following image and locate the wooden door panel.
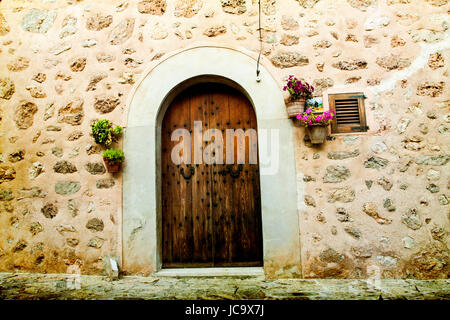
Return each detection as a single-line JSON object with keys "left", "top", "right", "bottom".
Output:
{"left": 162, "top": 83, "right": 262, "bottom": 267}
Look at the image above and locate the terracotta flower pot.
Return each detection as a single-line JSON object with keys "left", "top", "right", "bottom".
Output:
{"left": 103, "top": 158, "right": 121, "bottom": 173}
{"left": 286, "top": 98, "right": 306, "bottom": 118}
{"left": 306, "top": 125, "right": 327, "bottom": 144}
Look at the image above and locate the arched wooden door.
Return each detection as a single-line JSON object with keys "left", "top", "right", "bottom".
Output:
{"left": 161, "top": 83, "right": 263, "bottom": 268}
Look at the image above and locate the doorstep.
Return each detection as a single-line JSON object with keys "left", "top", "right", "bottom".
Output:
{"left": 154, "top": 267, "right": 265, "bottom": 278}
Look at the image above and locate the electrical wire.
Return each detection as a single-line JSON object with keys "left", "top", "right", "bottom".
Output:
{"left": 256, "top": 0, "right": 262, "bottom": 80}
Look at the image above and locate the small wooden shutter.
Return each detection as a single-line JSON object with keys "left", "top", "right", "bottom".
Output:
{"left": 329, "top": 93, "right": 367, "bottom": 134}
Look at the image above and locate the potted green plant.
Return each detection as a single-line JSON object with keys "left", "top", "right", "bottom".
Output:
{"left": 92, "top": 119, "right": 124, "bottom": 172}
{"left": 102, "top": 149, "right": 124, "bottom": 173}
{"left": 283, "top": 75, "right": 314, "bottom": 118}
{"left": 296, "top": 108, "right": 335, "bottom": 144}
{"left": 91, "top": 119, "right": 123, "bottom": 147}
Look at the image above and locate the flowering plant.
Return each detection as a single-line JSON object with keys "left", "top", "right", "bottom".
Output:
{"left": 283, "top": 75, "right": 314, "bottom": 101}
{"left": 296, "top": 108, "right": 335, "bottom": 127}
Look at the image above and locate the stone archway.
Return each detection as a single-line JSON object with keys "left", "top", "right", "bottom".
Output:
{"left": 122, "top": 46, "right": 302, "bottom": 278}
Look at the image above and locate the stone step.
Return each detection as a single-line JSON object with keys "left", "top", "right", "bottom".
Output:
{"left": 154, "top": 267, "right": 265, "bottom": 278}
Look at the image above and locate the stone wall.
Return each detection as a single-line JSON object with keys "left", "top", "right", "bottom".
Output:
{"left": 0, "top": 0, "right": 448, "bottom": 278}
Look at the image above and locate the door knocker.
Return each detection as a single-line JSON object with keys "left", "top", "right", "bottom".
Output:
{"left": 180, "top": 166, "right": 195, "bottom": 180}
{"left": 228, "top": 164, "right": 243, "bottom": 178}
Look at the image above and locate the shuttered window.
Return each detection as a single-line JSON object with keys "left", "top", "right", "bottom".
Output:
{"left": 329, "top": 93, "right": 368, "bottom": 134}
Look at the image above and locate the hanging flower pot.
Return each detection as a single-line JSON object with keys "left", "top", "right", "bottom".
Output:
{"left": 103, "top": 158, "right": 121, "bottom": 173}
{"left": 296, "top": 108, "right": 335, "bottom": 144}
{"left": 306, "top": 125, "right": 328, "bottom": 144}
{"left": 286, "top": 98, "right": 306, "bottom": 118}
{"left": 283, "top": 75, "right": 314, "bottom": 119}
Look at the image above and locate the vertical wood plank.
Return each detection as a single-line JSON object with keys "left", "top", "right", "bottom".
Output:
{"left": 245, "top": 93, "right": 263, "bottom": 264}
{"left": 190, "top": 84, "right": 213, "bottom": 264}
{"left": 162, "top": 94, "right": 185, "bottom": 265}
{"left": 329, "top": 94, "right": 338, "bottom": 133}
{"left": 210, "top": 84, "right": 233, "bottom": 265}
{"left": 358, "top": 97, "right": 367, "bottom": 132}
{"left": 229, "top": 89, "right": 243, "bottom": 263}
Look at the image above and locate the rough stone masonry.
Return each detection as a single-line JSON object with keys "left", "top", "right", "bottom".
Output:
{"left": 0, "top": 0, "right": 448, "bottom": 279}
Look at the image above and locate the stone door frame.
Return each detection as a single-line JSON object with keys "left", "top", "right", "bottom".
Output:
{"left": 122, "top": 45, "right": 302, "bottom": 278}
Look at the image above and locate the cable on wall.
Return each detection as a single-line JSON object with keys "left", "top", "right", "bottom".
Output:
{"left": 256, "top": 0, "right": 262, "bottom": 82}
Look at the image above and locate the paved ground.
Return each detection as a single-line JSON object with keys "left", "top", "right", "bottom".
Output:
{"left": 0, "top": 272, "right": 449, "bottom": 300}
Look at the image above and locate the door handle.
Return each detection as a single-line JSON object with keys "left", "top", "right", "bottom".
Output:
{"left": 180, "top": 166, "right": 195, "bottom": 180}
{"left": 228, "top": 164, "right": 243, "bottom": 178}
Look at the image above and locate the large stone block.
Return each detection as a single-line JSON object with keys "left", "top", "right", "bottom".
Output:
{"left": 271, "top": 52, "right": 309, "bottom": 68}
{"left": 0, "top": 13, "right": 10, "bottom": 35}
{"left": 0, "top": 188, "right": 14, "bottom": 201}
{"left": 21, "top": 8, "right": 56, "bottom": 33}
{"left": 0, "top": 78, "right": 15, "bottom": 100}
{"left": 55, "top": 181, "right": 81, "bottom": 195}
{"left": 53, "top": 161, "right": 78, "bottom": 174}
{"left": 221, "top": 0, "right": 246, "bottom": 14}
{"left": 138, "top": 0, "right": 167, "bottom": 15}
{"left": 41, "top": 203, "right": 58, "bottom": 219}
{"left": 332, "top": 59, "right": 367, "bottom": 70}
{"left": 109, "top": 19, "right": 135, "bottom": 45}
{"left": 323, "top": 165, "right": 351, "bottom": 183}
{"left": 14, "top": 101, "right": 37, "bottom": 129}
{"left": 174, "top": 0, "right": 203, "bottom": 18}
{"left": 86, "top": 14, "right": 113, "bottom": 30}
{"left": 376, "top": 54, "right": 411, "bottom": 70}
{"left": 401, "top": 208, "right": 422, "bottom": 230}
{"left": 57, "top": 98, "right": 84, "bottom": 125}
{"left": 328, "top": 186, "right": 356, "bottom": 203}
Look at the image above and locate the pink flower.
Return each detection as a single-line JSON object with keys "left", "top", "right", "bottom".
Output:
{"left": 306, "top": 108, "right": 312, "bottom": 114}
{"left": 296, "top": 114, "right": 301, "bottom": 120}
